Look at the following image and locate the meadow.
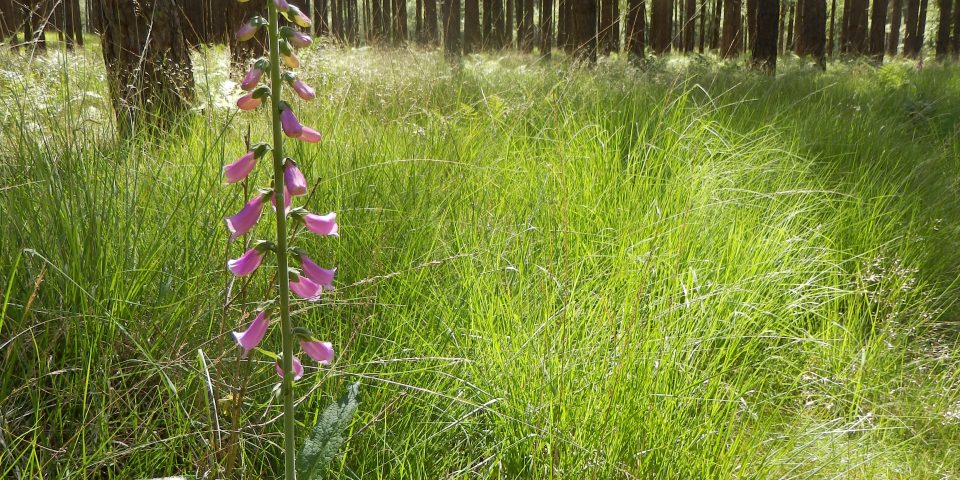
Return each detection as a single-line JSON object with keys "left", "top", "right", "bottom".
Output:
{"left": 2, "top": 42, "right": 960, "bottom": 478}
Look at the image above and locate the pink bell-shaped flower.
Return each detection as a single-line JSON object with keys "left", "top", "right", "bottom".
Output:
{"left": 275, "top": 356, "right": 304, "bottom": 380}
{"left": 274, "top": 0, "right": 290, "bottom": 11}
{"left": 236, "top": 92, "right": 261, "bottom": 111}
{"left": 225, "top": 194, "right": 265, "bottom": 240}
{"left": 299, "top": 339, "right": 334, "bottom": 364}
{"left": 235, "top": 17, "right": 265, "bottom": 41}
{"left": 289, "top": 30, "right": 313, "bottom": 49}
{"left": 298, "top": 127, "right": 322, "bottom": 143}
{"left": 223, "top": 150, "right": 257, "bottom": 184}
{"left": 303, "top": 212, "right": 339, "bottom": 237}
{"left": 280, "top": 104, "right": 303, "bottom": 138}
{"left": 232, "top": 310, "right": 270, "bottom": 353}
{"left": 281, "top": 51, "right": 300, "bottom": 68}
{"left": 227, "top": 248, "right": 264, "bottom": 276}
{"left": 299, "top": 255, "right": 335, "bottom": 290}
{"left": 284, "top": 159, "right": 308, "bottom": 196}
{"left": 240, "top": 67, "right": 264, "bottom": 91}
{"left": 289, "top": 275, "right": 323, "bottom": 300}
{"left": 286, "top": 6, "right": 312, "bottom": 28}
{"left": 291, "top": 78, "right": 316, "bottom": 101}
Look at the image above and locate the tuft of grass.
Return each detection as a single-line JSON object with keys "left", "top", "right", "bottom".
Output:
{"left": 2, "top": 44, "right": 960, "bottom": 479}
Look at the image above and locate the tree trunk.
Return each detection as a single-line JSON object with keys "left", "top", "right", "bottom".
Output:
{"left": 394, "top": 0, "right": 408, "bottom": 44}
{"left": 952, "top": 0, "right": 960, "bottom": 56}
{"left": 442, "top": 0, "right": 461, "bottom": 57}
{"left": 904, "top": 0, "right": 920, "bottom": 55}
{"left": 868, "top": 0, "right": 888, "bottom": 59}
{"left": 888, "top": 0, "right": 902, "bottom": 53}
{"left": 416, "top": 0, "right": 424, "bottom": 40}
{"left": 699, "top": 0, "right": 707, "bottom": 51}
{"left": 371, "top": 0, "right": 384, "bottom": 41}
{"left": 426, "top": 0, "right": 438, "bottom": 42}
{"left": 651, "top": 0, "right": 673, "bottom": 52}
{"left": 98, "top": 0, "right": 193, "bottom": 135}
{"left": 521, "top": 0, "right": 534, "bottom": 51}
{"left": 747, "top": 0, "right": 758, "bottom": 50}
{"left": 721, "top": 0, "right": 742, "bottom": 57}
{"left": 600, "top": 0, "right": 615, "bottom": 52}
{"left": 316, "top": 0, "right": 330, "bottom": 36}
{"left": 571, "top": 0, "right": 598, "bottom": 60}
{"left": 711, "top": 0, "right": 722, "bottom": 48}
{"left": 752, "top": 0, "right": 779, "bottom": 70}
{"left": 627, "top": 0, "right": 647, "bottom": 56}
{"left": 797, "top": 0, "right": 826, "bottom": 65}
{"left": 465, "top": 0, "right": 480, "bottom": 51}
{"left": 916, "top": 0, "right": 929, "bottom": 54}
{"left": 936, "top": 0, "right": 951, "bottom": 59}
{"left": 541, "top": 0, "right": 554, "bottom": 56}
{"left": 507, "top": 0, "right": 515, "bottom": 46}
{"left": 684, "top": 0, "right": 696, "bottom": 51}
{"left": 828, "top": 0, "right": 837, "bottom": 54}
{"left": 785, "top": 3, "right": 794, "bottom": 49}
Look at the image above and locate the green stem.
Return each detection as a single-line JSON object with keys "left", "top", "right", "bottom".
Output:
{"left": 266, "top": 2, "right": 297, "bottom": 479}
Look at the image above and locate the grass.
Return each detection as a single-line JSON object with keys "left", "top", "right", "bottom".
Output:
{"left": 2, "top": 41, "right": 960, "bottom": 478}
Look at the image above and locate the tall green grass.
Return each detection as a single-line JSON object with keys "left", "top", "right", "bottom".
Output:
{"left": 2, "top": 44, "right": 960, "bottom": 478}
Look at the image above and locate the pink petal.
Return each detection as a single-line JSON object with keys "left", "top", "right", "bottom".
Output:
{"left": 298, "top": 127, "right": 322, "bottom": 143}
{"left": 271, "top": 187, "right": 292, "bottom": 214}
{"left": 280, "top": 108, "right": 303, "bottom": 138}
{"left": 289, "top": 276, "right": 323, "bottom": 300}
{"left": 240, "top": 67, "right": 263, "bottom": 91}
{"left": 237, "top": 93, "right": 261, "bottom": 111}
{"left": 274, "top": 0, "right": 290, "bottom": 11}
{"left": 303, "top": 212, "right": 338, "bottom": 237}
{"left": 299, "top": 340, "right": 334, "bottom": 364}
{"left": 300, "top": 256, "right": 335, "bottom": 290}
{"left": 227, "top": 248, "right": 264, "bottom": 276}
{"left": 275, "top": 356, "right": 304, "bottom": 380}
{"left": 225, "top": 196, "right": 265, "bottom": 240}
{"left": 284, "top": 160, "right": 308, "bottom": 196}
{"left": 235, "top": 23, "right": 257, "bottom": 41}
{"left": 232, "top": 310, "right": 270, "bottom": 353}
{"left": 289, "top": 31, "right": 313, "bottom": 48}
{"left": 292, "top": 79, "right": 316, "bottom": 101}
{"left": 223, "top": 150, "right": 258, "bottom": 184}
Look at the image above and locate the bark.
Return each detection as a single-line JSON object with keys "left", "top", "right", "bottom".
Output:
{"left": 747, "top": 0, "right": 757, "bottom": 50}
{"left": 711, "top": 0, "right": 722, "bottom": 48}
{"left": 752, "top": 0, "right": 779, "bottom": 70}
{"left": 936, "top": 0, "right": 951, "bottom": 59}
{"left": 651, "top": 0, "right": 673, "bottom": 52}
{"left": 520, "top": 0, "right": 534, "bottom": 51}
{"left": 699, "top": 0, "right": 707, "bottom": 51}
{"left": 349, "top": 0, "right": 360, "bottom": 44}
{"left": 953, "top": 0, "right": 960, "bottom": 56}
{"left": 571, "top": 0, "right": 598, "bottom": 60}
{"left": 601, "top": 0, "right": 615, "bottom": 52}
{"left": 888, "top": 0, "right": 903, "bottom": 53}
{"left": 442, "top": 0, "right": 461, "bottom": 57}
{"left": 904, "top": 0, "right": 920, "bottom": 55}
{"left": 316, "top": 0, "right": 330, "bottom": 36}
{"left": 785, "top": 3, "right": 794, "bottom": 49}
{"left": 916, "top": 0, "right": 929, "bottom": 54}
{"left": 828, "top": 0, "right": 836, "bottom": 54}
{"left": 840, "top": 0, "right": 869, "bottom": 53}
{"left": 507, "top": 0, "right": 515, "bottom": 45}
{"left": 465, "top": 0, "right": 481, "bottom": 51}
{"left": 541, "top": 0, "right": 554, "bottom": 56}
{"left": 426, "top": 0, "right": 438, "bottom": 42}
{"left": 627, "top": 0, "right": 647, "bottom": 56}
{"left": 394, "top": 0, "right": 408, "bottom": 44}
{"left": 797, "top": 0, "right": 826, "bottom": 65}
{"left": 491, "top": 0, "right": 506, "bottom": 47}
{"left": 98, "top": 0, "right": 194, "bottom": 134}
{"left": 868, "top": 0, "right": 888, "bottom": 58}
{"left": 721, "top": 0, "right": 742, "bottom": 57}
{"left": 684, "top": 0, "right": 696, "bottom": 51}
{"left": 416, "top": 0, "right": 423, "bottom": 40}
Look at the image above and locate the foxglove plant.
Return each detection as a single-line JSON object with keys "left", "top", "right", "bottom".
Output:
{"left": 228, "top": 1, "right": 338, "bottom": 478}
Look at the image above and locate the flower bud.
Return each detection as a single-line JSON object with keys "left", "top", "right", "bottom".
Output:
{"left": 236, "top": 92, "right": 261, "bottom": 111}
{"left": 279, "top": 103, "right": 303, "bottom": 138}
{"left": 235, "top": 16, "right": 266, "bottom": 41}
{"left": 283, "top": 158, "right": 308, "bottom": 196}
{"left": 291, "top": 78, "right": 316, "bottom": 101}
{"left": 298, "top": 126, "right": 322, "bottom": 143}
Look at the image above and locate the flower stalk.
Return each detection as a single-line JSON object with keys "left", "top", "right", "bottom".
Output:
{"left": 265, "top": 0, "right": 298, "bottom": 477}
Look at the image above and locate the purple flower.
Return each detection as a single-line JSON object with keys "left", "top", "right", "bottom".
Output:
{"left": 280, "top": 106, "right": 303, "bottom": 138}
{"left": 275, "top": 356, "right": 304, "bottom": 380}
{"left": 237, "top": 92, "right": 261, "bottom": 111}
{"left": 281, "top": 51, "right": 300, "bottom": 68}
{"left": 284, "top": 159, "right": 308, "bottom": 196}
{"left": 300, "top": 255, "right": 336, "bottom": 290}
{"left": 232, "top": 310, "right": 270, "bottom": 353}
{"left": 225, "top": 195, "right": 265, "bottom": 240}
{"left": 235, "top": 23, "right": 258, "bottom": 41}
{"left": 287, "top": 6, "right": 312, "bottom": 28}
{"left": 240, "top": 67, "right": 264, "bottom": 91}
{"left": 291, "top": 78, "right": 316, "bottom": 101}
{"left": 223, "top": 150, "right": 258, "bottom": 184}
{"left": 303, "top": 212, "right": 339, "bottom": 237}
{"left": 274, "top": 0, "right": 290, "bottom": 11}
{"left": 299, "top": 127, "right": 322, "bottom": 143}
{"left": 227, "top": 248, "right": 264, "bottom": 276}
{"left": 290, "top": 275, "right": 323, "bottom": 300}
{"left": 300, "top": 339, "right": 334, "bottom": 364}
{"left": 289, "top": 30, "right": 313, "bottom": 49}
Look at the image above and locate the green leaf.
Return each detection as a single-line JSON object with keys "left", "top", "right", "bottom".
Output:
{"left": 296, "top": 383, "right": 360, "bottom": 480}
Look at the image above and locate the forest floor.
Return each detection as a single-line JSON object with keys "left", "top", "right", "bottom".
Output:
{"left": 2, "top": 42, "right": 960, "bottom": 479}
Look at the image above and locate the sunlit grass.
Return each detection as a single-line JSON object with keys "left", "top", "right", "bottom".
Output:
{"left": 2, "top": 43, "right": 960, "bottom": 478}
